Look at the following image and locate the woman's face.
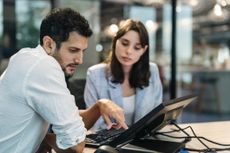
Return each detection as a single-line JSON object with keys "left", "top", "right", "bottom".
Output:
{"left": 115, "top": 30, "right": 147, "bottom": 70}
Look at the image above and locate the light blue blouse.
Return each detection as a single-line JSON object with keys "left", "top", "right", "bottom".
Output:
{"left": 84, "top": 63, "right": 163, "bottom": 130}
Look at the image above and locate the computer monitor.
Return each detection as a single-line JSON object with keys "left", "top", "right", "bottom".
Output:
{"left": 109, "top": 94, "right": 197, "bottom": 147}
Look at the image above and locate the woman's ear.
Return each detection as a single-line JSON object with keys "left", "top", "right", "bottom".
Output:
{"left": 141, "top": 45, "right": 148, "bottom": 55}
{"left": 144, "top": 45, "right": 148, "bottom": 52}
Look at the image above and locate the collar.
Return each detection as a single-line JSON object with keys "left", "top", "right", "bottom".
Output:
{"left": 36, "top": 45, "right": 48, "bottom": 55}
{"left": 108, "top": 75, "right": 120, "bottom": 88}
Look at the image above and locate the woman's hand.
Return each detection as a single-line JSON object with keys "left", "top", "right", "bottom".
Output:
{"left": 96, "top": 99, "right": 128, "bottom": 130}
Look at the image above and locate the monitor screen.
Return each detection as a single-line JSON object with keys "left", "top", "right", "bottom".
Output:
{"left": 109, "top": 94, "right": 197, "bottom": 147}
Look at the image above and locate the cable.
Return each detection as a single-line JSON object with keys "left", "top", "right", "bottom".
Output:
{"left": 155, "top": 126, "right": 191, "bottom": 134}
{"left": 173, "top": 122, "right": 230, "bottom": 148}
{"left": 156, "top": 132, "right": 230, "bottom": 147}
{"left": 154, "top": 122, "right": 230, "bottom": 152}
{"left": 184, "top": 147, "right": 230, "bottom": 152}
{"left": 171, "top": 121, "right": 210, "bottom": 150}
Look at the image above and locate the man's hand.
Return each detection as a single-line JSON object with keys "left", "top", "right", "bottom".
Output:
{"left": 96, "top": 99, "right": 128, "bottom": 130}
{"left": 80, "top": 99, "right": 128, "bottom": 130}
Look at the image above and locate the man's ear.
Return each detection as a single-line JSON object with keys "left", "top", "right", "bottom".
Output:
{"left": 42, "top": 36, "right": 56, "bottom": 55}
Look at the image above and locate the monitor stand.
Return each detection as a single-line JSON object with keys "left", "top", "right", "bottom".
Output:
{"left": 119, "top": 137, "right": 188, "bottom": 153}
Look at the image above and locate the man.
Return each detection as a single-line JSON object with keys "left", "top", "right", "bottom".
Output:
{"left": 0, "top": 8, "right": 127, "bottom": 153}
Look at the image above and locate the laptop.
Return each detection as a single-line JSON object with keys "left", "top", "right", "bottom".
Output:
{"left": 86, "top": 94, "right": 197, "bottom": 149}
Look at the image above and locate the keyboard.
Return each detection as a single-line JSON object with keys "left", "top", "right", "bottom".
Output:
{"left": 85, "top": 128, "right": 125, "bottom": 147}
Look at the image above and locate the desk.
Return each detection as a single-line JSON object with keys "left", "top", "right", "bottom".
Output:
{"left": 178, "top": 121, "right": 230, "bottom": 152}
{"left": 84, "top": 121, "right": 230, "bottom": 153}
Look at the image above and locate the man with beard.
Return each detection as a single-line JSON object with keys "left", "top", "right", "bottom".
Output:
{"left": 0, "top": 8, "right": 127, "bottom": 153}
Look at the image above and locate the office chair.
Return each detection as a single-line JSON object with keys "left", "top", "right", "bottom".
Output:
{"left": 67, "top": 78, "right": 86, "bottom": 109}
{"left": 194, "top": 75, "right": 221, "bottom": 114}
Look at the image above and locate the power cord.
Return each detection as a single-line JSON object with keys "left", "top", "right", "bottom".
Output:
{"left": 171, "top": 121, "right": 211, "bottom": 150}
{"left": 153, "top": 121, "right": 230, "bottom": 152}
{"left": 157, "top": 121, "right": 230, "bottom": 145}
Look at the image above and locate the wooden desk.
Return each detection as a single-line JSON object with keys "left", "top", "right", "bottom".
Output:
{"left": 84, "top": 121, "right": 230, "bottom": 153}
{"left": 178, "top": 121, "right": 230, "bottom": 152}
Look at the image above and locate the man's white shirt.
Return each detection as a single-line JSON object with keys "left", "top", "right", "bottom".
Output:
{"left": 0, "top": 45, "right": 86, "bottom": 153}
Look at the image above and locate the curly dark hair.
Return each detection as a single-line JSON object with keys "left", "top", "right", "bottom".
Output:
{"left": 106, "top": 19, "right": 150, "bottom": 89}
{"left": 40, "top": 8, "right": 93, "bottom": 49}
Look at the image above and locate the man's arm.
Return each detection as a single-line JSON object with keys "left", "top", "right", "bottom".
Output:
{"left": 43, "top": 133, "right": 85, "bottom": 153}
{"left": 80, "top": 99, "right": 128, "bottom": 130}
{"left": 41, "top": 99, "right": 127, "bottom": 153}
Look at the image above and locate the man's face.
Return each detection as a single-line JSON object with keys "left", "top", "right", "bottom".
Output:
{"left": 52, "top": 32, "right": 88, "bottom": 77}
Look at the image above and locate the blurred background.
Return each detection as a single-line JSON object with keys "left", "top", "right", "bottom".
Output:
{"left": 0, "top": 0, "right": 230, "bottom": 123}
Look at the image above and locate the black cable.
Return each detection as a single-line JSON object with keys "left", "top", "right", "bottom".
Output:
{"left": 156, "top": 126, "right": 191, "bottom": 134}
{"left": 154, "top": 123, "right": 230, "bottom": 152}
{"left": 171, "top": 121, "right": 210, "bottom": 150}
{"left": 155, "top": 132, "right": 230, "bottom": 147}
{"left": 173, "top": 125, "right": 230, "bottom": 147}
{"left": 184, "top": 147, "right": 230, "bottom": 152}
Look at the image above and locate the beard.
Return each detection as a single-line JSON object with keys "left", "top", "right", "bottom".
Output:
{"left": 63, "top": 67, "right": 74, "bottom": 78}
{"left": 52, "top": 50, "right": 74, "bottom": 78}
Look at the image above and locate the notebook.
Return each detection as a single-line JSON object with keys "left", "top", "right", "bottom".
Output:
{"left": 86, "top": 94, "right": 197, "bottom": 148}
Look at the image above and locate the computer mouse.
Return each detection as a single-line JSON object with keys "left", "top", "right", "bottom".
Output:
{"left": 94, "top": 145, "right": 119, "bottom": 153}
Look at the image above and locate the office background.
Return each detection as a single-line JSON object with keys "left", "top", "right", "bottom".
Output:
{"left": 0, "top": 0, "right": 230, "bottom": 123}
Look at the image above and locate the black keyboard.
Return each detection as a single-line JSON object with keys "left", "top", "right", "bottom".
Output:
{"left": 85, "top": 128, "right": 125, "bottom": 147}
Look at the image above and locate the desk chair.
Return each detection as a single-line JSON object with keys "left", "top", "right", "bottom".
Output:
{"left": 196, "top": 76, "right": 221, "bottom": 114}
{"left": 67, "top": 78, "right": 86, "bottom": 109}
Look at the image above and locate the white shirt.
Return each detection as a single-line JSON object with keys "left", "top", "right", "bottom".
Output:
{"left": 0, "top": 45, "right": 86, "bottom": 153}
{"left": 122, "top": 95, "right": 135, "bottom": 126}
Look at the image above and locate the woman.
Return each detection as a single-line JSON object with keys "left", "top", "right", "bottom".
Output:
{"left": 84, "top": 19, "right": 163, "bottom": 130}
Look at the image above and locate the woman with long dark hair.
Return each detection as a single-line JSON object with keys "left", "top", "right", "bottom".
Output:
{"left": 84, "top": 19, "right": 162, "bottom": 129}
